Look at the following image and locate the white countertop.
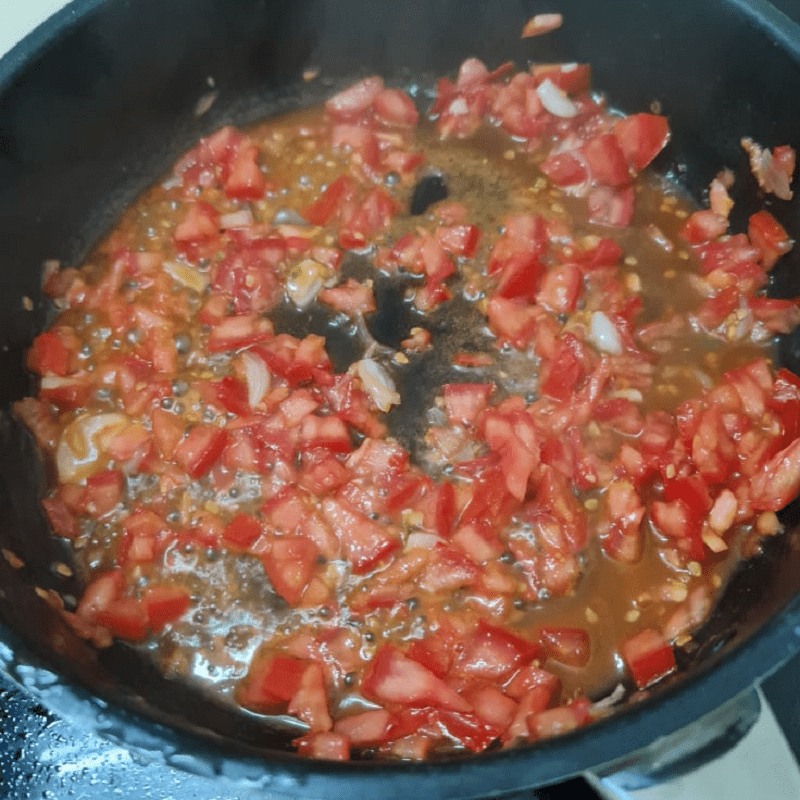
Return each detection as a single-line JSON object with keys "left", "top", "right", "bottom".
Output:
{"left": 1, "top": 0, "right": 70, "bottom": 59}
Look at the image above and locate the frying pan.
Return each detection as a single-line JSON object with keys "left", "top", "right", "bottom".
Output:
{"left": 3, "top": 0, "right": 800, "bottom": 797}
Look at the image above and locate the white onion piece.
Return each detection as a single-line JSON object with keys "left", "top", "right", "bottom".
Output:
{"left": 357, "top": 358, "right": 401, "bottom": 412}
{"left": 56, "top": 413, "right": 129, "bottom": 483}
{"left": 406, "top": 532, "right": 443, "bottom": 551}
{"left": 590, "top": 311, "right": 623, "bottom": 355}
{"left": 219, "top": 208, "right": 254, "bottom": 229}
{"left": 163, "top": 260, "right": 209, "bottom": 293}
{"left": 240, "top": 351, "right": 271, "bottom": 408}
{"left": 286, "top": 259, "right": 327, "bottom": 309}
{"left": 590, "top": 683, "right": 626, "bottom": 714}
{"left": 536, "top": 78, "right": 578, "bottom": 118}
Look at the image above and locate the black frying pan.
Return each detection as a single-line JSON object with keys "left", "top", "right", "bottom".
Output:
{"left": 3, "top": 1, "right": 800, "bottom": 797}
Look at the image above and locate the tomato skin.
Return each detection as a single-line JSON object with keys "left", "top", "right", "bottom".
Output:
{"left": 174, "top": 425, "right": 228, "bottom": 479}
{"left": 622, "top": 628, "right": 676, "bottom": 689}
{"left": 143, "top": 585, "right": 191, "bottom": 632}
{"left": 215, "top": 376, "right": 250, "bottom": 416}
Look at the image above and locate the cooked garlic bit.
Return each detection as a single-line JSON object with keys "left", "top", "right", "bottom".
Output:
{"left": 286, "top": 259, "right": 328, "bottom": 309}
{"left": 356, "top": 358, "right": 401, "bottom": 412}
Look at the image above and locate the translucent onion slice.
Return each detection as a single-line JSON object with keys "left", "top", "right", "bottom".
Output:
{"left": 590, "top": 311, "right": 623, "bottom": 355}
{"left": 56, "top": 412, "right": 129, "bottom": 482}
{"left": 405, "top": 532, "right": 444, "bottom": 551}
{"left": 219, "top": 208, "right": 254, "bottom": 229}
{"left": 357, "top": 358, "right": 401, "bottom": 412}
{"left": 286, "top": 259, "right": 328, "bottom": 309}
{"left": 536, "top": 78, "right": 578, "bottom": 118}
{"left": 240, "top": 351, "right": 271, "bottom": 408}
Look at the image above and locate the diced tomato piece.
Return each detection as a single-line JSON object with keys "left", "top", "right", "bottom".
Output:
{"left": 536, "top": 263, "right": 582, "bottom": 313}
{"left": 528, "top": 704, "right": 586, "bottom": 740}
{"left": 173, "top": 201, "right": 220, "bottom": 258}
{"left": 321, "top": 498, "right": 400, "bottom": 573}
{"left": 318, "top": 278, "right": 376, "bottom": 315}
{"left": 83, "top": 469, "right": 123, "bottom": 518}
{"left": 26, "top": 330, "right": 74, "bottom": 376}
{"left": 622, "top": 628, "right": 676, "bottom": 689}
{"left": 261, "top": 535, "right": 318, "bottom": 606}
{"left": 587, "top": 185, "right": 635, "bottom": 228}
{"left": 224, "top": 140, "right": 266, "bottom": 200}
{"left": 418, "top": 543, "right": 480, "bottom": 593}
{"left": 435, "top": 224, "right": 481, "bottom": 257}
{"left": 207, "top": 314, "right": 274, "bottom": 353}
{"left": 679, "top": 210, "right": 728, "bottom": 244}
{"left": 325, "top": 76, "right": 384, "bottom": 120}
{"left": 495, "top": 252, "right": 544, "bottom": 300}
{"left": 174, "top": 425, "right": 228, "bottom": 479}
{"left": 215, "top": 376, "right": 250, "bottom": 416}
{"left": 287, "top": 662, "right": 333, "bottom": 733}
{"left": 581, "top": 134, "right": 631, "bottom": 187}
{"left": 540, "top": 151, "right": 588, "bottom": 187}
{"left": 613, "top": 114, "right": 670, "bottom": 171}
{"left": 339, "top": 188, "right": 397, "bottom": 250}
{"left": 538, "top": 626, "right": 590, "bottom": 667}
{"left": 442, "top": 383, "right": 493, "bottom": 427}
{"left": 333, "top": 709, "right": 397, "bottom": 745}
{"left": 222, "top": 513, "right": 262, "bottom": 549}
{"left": 151, "top": 407, "right": 185, "bottom": 458}
{"left": 406, "top": 635, "right": 454, "bottom": 679}
{"left": 362, "top": 645, "right": 471, "bottom": 712}
{"left": 95, "top": 598, "right": 149, "bottom": 642}
{"left": 750, "top": 437, "right": 800, "bottom": 511}
{"left": 373, "top": 88, "right": 419, "bottom": 127}
{"left": 452, "top": 620, "right": 542, "bottom": 681}
{"left": 464, "top": 685, "right": 518, "bottom": 733}
{"left": 302, "top": 175, "right": 359, "bottom": 226}
{"left": 748, "top": 209, "right": 793, "bottom": 269}
{"left": 294, "top": 731, "right": 350, "bottom": 760}
{"left": 540, "top": 341, "right": 585, "bottom": 401}
{"left": 142, "top": 585, "right": 191, "bottom": 632}
{"left": 238, "top": 654, "right": 309, "bottom": 711}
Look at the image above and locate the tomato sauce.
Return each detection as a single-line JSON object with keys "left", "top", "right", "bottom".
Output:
{"left": 15, "top": 56, "right": 800, "bottom": 761}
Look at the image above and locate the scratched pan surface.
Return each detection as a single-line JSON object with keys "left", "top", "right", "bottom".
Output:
{"left": 2, "top": 1, "right": 800, "bottom": 797}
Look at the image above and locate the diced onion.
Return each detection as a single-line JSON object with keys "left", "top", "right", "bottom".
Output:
{"left": 590, "top": 311, "right": 623, "bottom": 355}
{"left": 163, "top": 260, "right": 209, "bottom": 294}
{"left": 219, "top": 209, "right": 254, "bottom": 229}
{"left": 286, "top": 259, "right": 328, "bottom": 309}
{"left": 357, "top": 358, "right": 401, "bottom": 412}
{"left": 406, "top": 532, "right": 443, "bottom": 551}
{"left": 56, "top": 413, "right": 129, "bottom": 483}
{"left": 536, "top": 78, "right": 578, "bottom": 118}
{"left": 240, "top": 351, "right": 271, "bottom": 408}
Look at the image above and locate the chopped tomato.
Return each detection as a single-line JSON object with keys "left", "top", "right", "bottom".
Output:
{"left": 748, "top": 210, "right": 792, "bottom": 269}
{"left": 222, "top": 513, "right": 262, "bottom": 549}
{"left": 95, "top": 598, "right": 148, "bottom": 642}
{"left": 452, "top": 620, "right": 542, "bottom": 680}
{"left": 238, "top": 654, "right": 309, "bottom": 711}
{"left": 174, "top": 425, "right": 228, "bottom": 479}
{"left": 143, "top": 585, "right": 191, "bottom": 632}
{"left": 613, "top": 113, "right": 670, "bottom": 171}
{"left": 538, "top": 626, "right": 590, "bottom": 667}
{"left": 325, "top": 76, "right": 384, "bottom": 120}
{"left": 294, "top": 731, "right": 350, "bottom": 760}
{"left": 260, "top": 536, "right": 318, "bottom": 605}
{"left": 362, "top": 645, "right": 471, "bottom": 712}
{"left": 622, "top": 628, "right": 676, "bottom": 689}
{"left": 373, "top": 88, "right": 419, "bottom": 127}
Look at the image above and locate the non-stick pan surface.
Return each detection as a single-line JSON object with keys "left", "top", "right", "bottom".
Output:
{"left": 3, "top": 1, "right": 800, "bottom": 797}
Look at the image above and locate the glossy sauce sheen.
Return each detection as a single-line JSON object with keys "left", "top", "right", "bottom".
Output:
{"left": 17, "top": 62, "right": 800, "bottom": 760}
